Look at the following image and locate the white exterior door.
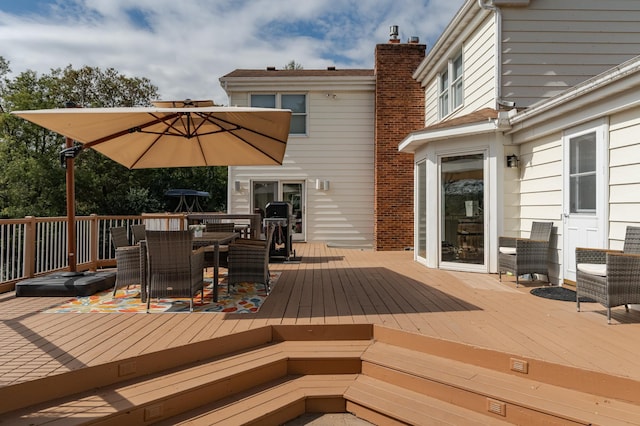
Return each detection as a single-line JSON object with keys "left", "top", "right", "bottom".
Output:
{"left": 562, "top": 121, "right": 608, "bottom": 282}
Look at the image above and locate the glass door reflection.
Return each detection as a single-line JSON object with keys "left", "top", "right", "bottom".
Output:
{"left": 441, "top": 154, "right": 484, "bottom": 265}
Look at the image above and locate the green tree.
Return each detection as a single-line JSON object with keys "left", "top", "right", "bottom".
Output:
{"left": 0, "top": 59, "right": 228, "bottom": 218}
{"left": 283, "top": 60, "right": 303, "bottom": 70}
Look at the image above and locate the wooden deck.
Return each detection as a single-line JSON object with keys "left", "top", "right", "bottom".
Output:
{"left": 1, "top": 242, "right": 640, "bottom": 416}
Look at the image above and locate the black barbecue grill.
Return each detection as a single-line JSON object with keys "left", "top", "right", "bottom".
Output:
{"left": 264, "top": 201, "right": 294, "bottom": 260}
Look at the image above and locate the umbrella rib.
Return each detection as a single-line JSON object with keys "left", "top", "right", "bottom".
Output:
{"left": 197, "top": 113, "right": 287, "bottom": 164}
{"left": 200, "top": 113, "right": 287, "bottom": 145}
{"left": 83, "top": 112, "right": 182, "bottom": 149}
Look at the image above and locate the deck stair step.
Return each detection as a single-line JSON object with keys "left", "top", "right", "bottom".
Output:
{"left": 360, "top": 341, "right": 640, "bottom": 425}
{"left": 345, "top": 375, "right": 512, "bottom": 425}
{"left": 157, "top": 374, "right": 357, "bottom": 425}
{"left": 0, "top": 340, "right": 368, "bottom": 425}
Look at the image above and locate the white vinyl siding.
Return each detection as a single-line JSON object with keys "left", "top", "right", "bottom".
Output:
{"left": 229, "top": 89, "right": 375, "bottom": 246}
{"left": 608, "top": 105, "right": 640, "bottom": 247}
{"left": 517, "top": 135, "right": 563, "bottom": 281}
{"left": 425, "top": 15, "right": 495, "bottom": 126}
{"left": 501, "top": 0, "right": 640, "bottom": 107}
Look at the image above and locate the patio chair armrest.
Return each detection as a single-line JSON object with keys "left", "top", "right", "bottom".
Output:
{"left": 602, "top": 253, "right": 640, "bottom": 310}
{"left": 499, "top": 236, "right": 517, "bottom": 248}
{"left": 515, "top": 239, "right": 549, "bottom": 251}
{"left": 576, "top": 247, "right": 622, "bottom": 264}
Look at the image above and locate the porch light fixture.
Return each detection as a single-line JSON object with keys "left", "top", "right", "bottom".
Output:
{"left": 506, "top": 154, "right": 519, "bottom": 168}
{"left": 234, "top": 181, "right": 241, "bottom": 191}
{"left": 315, "top": 179, "right": 330, "bottom": 191}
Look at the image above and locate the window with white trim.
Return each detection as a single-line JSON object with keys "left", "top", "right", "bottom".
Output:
{"left": 438, "top": 51, "right": 464, "bottom": 119}
{"left": 250, "top": 93, "right": 307, "bottom": 135}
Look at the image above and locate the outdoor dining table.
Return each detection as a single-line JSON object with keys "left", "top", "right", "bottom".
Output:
{"left": 192, "top": 231, "right": 239, "bottom": 301}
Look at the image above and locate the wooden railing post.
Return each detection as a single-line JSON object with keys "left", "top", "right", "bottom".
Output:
{"left": 89, "top": 214, "right": 99, "bottom": 271}
{"left": 24, "top": 216, "right": 36, "bottom": 278}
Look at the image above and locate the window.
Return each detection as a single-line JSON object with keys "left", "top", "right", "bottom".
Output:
{"left": 438, "top": 51, "right": 463, "bottom": 119}
{"left": 250, "top": 93, "right": 307, "bottom": 135}
{"left": 569, "top": 132, "right": 597, "bottom": 213}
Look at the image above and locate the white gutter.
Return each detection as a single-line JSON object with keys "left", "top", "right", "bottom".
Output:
{"left": 478, "top": 0, "right": 502, "bottom": 109}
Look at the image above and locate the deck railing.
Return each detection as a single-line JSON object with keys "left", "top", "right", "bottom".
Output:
{"left": 0, "top": 212, "right": 259, "bottom": 293}
{"left": 0, "top": 214, "right": 185, "bottom": 293}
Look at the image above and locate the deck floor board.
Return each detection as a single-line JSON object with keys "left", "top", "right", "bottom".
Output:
{"left": 1, "top": 242, "right": 640, "bottom": 390}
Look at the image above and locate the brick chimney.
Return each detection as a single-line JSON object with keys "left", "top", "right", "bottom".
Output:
{"left": 374, "top": 37, "right": 426, "bottom": 251}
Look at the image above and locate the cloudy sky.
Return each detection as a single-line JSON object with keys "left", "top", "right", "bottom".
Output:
{"left": 0, "top": 0, "right": 465, "bottom": 105}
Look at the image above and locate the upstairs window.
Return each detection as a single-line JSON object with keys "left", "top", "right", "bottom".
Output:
{"left": 251, "top": 93, "right": 307, "bottom": 135}
{"left": 438, "top": 51, "right": 464, "bottom": 119}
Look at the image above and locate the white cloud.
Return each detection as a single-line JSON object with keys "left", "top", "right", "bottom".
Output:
{"left": 0, "top": 0, "right": 465, "bottom": 105}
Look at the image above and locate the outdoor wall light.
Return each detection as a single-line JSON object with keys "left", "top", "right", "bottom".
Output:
{"left": 234, "top": 180, "right": 241, "bottom": 191}
{"left": 315, "top": 179, "right": 330, "bottom": 191}
{"left": 506, "top": 154, "right": 519, "bottom": 168}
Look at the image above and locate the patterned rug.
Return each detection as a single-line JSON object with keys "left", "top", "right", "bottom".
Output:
{"left": 43, "top": 271, "right": 279, "bottom": 314}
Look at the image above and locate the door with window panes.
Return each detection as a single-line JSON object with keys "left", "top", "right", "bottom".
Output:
{"left": 562, "top": 123, "right": 607, "bottom": 283}
{"left": 252, "top": 180, "right": 305, "bottom": 241}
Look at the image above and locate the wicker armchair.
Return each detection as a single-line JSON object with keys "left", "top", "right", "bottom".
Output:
{"left": 498, "top": 221, "right": 553, "bottom": 287}
{"left": 227, "top": 224, "right": 275, "bottom": 294}
{"left": 111, "top": 226, "right": 140, "bottom": 297}
{"left": 140, "top": 230, "right": 205, "bottom": 313}
{"left": 203, "top": 222, "right": 235, "bottom": 268}
{"left": 576, "top": 226, "right": 640, "bottom": 323}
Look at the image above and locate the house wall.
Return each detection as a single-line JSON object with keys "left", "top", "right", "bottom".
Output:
{"left": 500, "top": 0, "right": 640, "bottom": 108}
{"left": 424, "top": 14, "right": 495, "bottom": 127}
{"left": 517, "top": 133, "right": 563, "bottom": 283}
{"left": 608, "top": 105, "right": 640, "bottom": 249}
{"left": 227, "top": 88, "right": 376, "bottom": 247}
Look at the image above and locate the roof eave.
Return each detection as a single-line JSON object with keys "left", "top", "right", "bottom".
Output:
{"left": 399, "top": 120, "right": 502, "bottom": 153}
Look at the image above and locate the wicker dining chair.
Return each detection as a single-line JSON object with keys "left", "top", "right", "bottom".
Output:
{"left": 130, "top": 223, "right": 146, "bottom": 244}
{"left": 141, "top": 230, "right": 205, "bottom": 313}
{"left": 110, "top": 226, "right": 140, "bottom": 297}
{"left": 227, "top": 224, "right": 275, "bottom": 295}
{"left": 498, "top": 221, "right": 553, "bottom": 287}
{"left": 203, "top": 222, "right": 235, "bottom": 268}
{"left": 576, "top": 226, "right": 640, "bottom": 324}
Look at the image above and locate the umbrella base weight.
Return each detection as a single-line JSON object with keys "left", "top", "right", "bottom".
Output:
{"left": 15, "top": 271, "right": 115, "bottom": 297}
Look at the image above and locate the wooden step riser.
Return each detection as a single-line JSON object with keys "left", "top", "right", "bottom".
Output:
{"left": 362, "top": 362, "right": 588, "bottom": 426}
{"left": 91, "top": 360, "right": 290, "bottom": 426}
{"left": 373, "top": 325, "right": 640, "bottom": 405}
{"left": 245, "top": 397, "right": 346, "bottom": 426}
{"left": 0, "top": 324, "right": 373, "bottom": 416}
{"left": 0, "top": 326, "right": 275, "bottom": 415}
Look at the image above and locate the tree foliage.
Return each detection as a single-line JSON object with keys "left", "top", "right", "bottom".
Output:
{"left": 283, "top": 60, "right": 303, "bottom": 70}
{"left": 0, "top": 59, "right": 228, "bottom": 219}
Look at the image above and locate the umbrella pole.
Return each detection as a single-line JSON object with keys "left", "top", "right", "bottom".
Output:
{"left": 65, "top": 136, "right": 77, "bottom": 273}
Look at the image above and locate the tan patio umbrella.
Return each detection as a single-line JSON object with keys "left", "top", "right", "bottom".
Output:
{"left": 13, "top": 100, "right": 291, "bottom": 168}
{"left": 12, "top": 100, "right": 291, "bottom": 272}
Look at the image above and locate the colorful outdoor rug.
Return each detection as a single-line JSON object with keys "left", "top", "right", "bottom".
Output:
{"left": 43, "top": 271, "right": 279, "bottom": 314}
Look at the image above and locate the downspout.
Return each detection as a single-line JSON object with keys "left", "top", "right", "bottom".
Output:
{"left": 478, "top": 0, "right": 502, "bottom": 109}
